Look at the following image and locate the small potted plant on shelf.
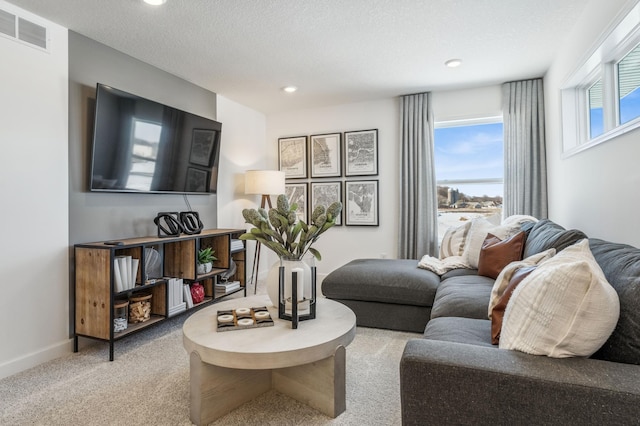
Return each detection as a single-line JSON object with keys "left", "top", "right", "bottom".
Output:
{"left": 197, "top": 247, "right": 216, "bottom": 274}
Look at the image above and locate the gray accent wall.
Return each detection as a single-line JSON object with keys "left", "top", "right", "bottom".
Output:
{"left": 69, "top": 31, "right": 219, "bottom": 245}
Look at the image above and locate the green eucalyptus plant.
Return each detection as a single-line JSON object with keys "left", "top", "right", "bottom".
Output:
{"left": 240, "top": 194, "right": 342, "bottom": 261}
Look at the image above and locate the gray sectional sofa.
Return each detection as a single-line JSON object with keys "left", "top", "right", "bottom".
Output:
{"left": 322, "top": 219, "right": 640, "bottom": 425}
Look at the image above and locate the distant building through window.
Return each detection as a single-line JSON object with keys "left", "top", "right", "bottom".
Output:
{"left": 434, "top": 120, "right": 504, "bottom": 241}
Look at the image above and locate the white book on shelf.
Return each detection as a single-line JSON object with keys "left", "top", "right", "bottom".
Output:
{"left": 113, "top": 259, "right": 123, "bottom": 292}
{"left": 216, "top": 281, "right": 240, "bottom": 293}
{"left": 115, "top": 256, "right": 128, "bottom": 290}
{"left": 168, "top": 302, "right": 186, "bottom": 317}
{"left": 130, "top": 258, "right": 139, "bottom": 290}
{"left": 177, "top": 278, "right": 184, "bottom": 304}
{"left": 231, "top": 239, "right": 243, "bottom": 251}
{"left": 167, "top": 278, "right": 175, "bottom": 308}
{"left": 125, "top": 256, "right": 132, "bottom": 290}
{"left": 183, "top": 284, "right": 194, "bottom": 309}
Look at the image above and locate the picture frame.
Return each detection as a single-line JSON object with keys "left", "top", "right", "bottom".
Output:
{"left": 189, "top": 129, "right": 216, "bottom": 167}
{"left": 186, "top": 167, "right": 209, "bottom": 192}
{"left": 310, "top": 133, "right": 341, "bottom": 178}
{"left": 311, "top": 181, "right": 343, "bottom": 226}
{"left": 344, "top": 129, "right": 378, "bottom": 176}
{"left": 345, "top": 180, "right": 379, "bottom": 226}
{"left": 285, "top": 183, "right": 308, "bottom": 223}
{"left": 278, "top": 136, "right": 308, "bottom": 179}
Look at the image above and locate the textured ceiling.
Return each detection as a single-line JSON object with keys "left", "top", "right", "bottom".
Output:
{"left": 8, "top": 0, "right": 592, "bottom": 114}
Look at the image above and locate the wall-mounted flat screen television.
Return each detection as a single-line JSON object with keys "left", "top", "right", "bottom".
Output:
{"left": 90, "top": 83, "right": 222, "bottom": 194}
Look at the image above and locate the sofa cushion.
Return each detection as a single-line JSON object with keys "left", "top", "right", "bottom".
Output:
{"left": 321, "top": 259, "right": 439, "bottom": 307}
{"left": 439, "top": 220, "right": 472, "bottom": 259}
{"left": 491, "top": 266, "right": 536, "bottom": 345}
{"left": 500, "top": 240, "right": 620, "bottom": 358}
{"left": 431, "top": 275, "right": 495, "bottom": 320}
{"left": 488, "top": 248, "right": 556, "bottom": 318}
{"left": 423, "top": 317, "right": 494, "bottom": 348}
{"left": 477, "top": 231, "right": 525, "bottom": 279}
{"left": 590, "top": 238, "right": 640, "bottom": 365}
{"left": 462, "top": 218, "right": 522, "bottom": 268}
{"left": 522, "top": 219, "right": 587, "bottom": 258}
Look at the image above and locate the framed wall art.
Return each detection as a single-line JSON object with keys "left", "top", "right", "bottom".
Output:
{"left": 278, "top": 136, "right": 308, "bottom": 178}
{"left": 310, "top": 133, "right": 341, "bottom": 178}
{"left": 310, "top": 181, "right": 342, "bottom": 226}
{"left": 285, "top": 182, "right": 308, "bottom": 223}
{"left": 345, "top": 180, "right": 379, "bottom": 226}
{"left": 344, "top": 129, "right": 378, "bottom": 176}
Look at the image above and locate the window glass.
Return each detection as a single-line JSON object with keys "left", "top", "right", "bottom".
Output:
{"left": 618, "top": 43, "right": 640, "bottom": 125}
{"left": 434, "top": 122, "right": 503, "bottom": 241}
{"left": 588, "top": 79, "right": 604, "bottom": 138}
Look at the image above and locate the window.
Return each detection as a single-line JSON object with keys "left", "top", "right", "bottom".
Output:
{"left": 588, "top": 79, "right": 604, "bottom": 139}
{"left": 434, "top": 119, "right": 503, "bottom": 240}
{"left": 561, "top": 2, "right": 640, "bottom": 156}
{"left": 617, "top": 43, "right": 640, "bottom": 125}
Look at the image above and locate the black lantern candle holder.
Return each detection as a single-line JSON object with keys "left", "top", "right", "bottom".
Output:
{"left": 278, "top": 262, "right": 317, "bottom": 329}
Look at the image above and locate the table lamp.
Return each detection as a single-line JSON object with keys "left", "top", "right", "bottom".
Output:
{"left": 244, "top": 170, "right": 286, "bottom": 293}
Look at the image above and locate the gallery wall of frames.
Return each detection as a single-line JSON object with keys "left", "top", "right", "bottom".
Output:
{"left": 278, "top": 129, "right": 379, "bottom": 226}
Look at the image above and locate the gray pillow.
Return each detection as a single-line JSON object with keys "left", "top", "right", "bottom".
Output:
{"left": 522, "top": 219, "right": 587, "bottom": 258}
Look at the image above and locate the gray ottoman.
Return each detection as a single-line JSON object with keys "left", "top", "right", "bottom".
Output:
{"left": 321, "top": 259, "right": 439, "bottom": 333}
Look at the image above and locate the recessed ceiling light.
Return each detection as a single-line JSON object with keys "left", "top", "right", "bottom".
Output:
{"left": 445, "top": 59, "right": 462, "bottom": 68}
{"left": 282, "top": 86, "right": 298, "bottom": 93}
{"left": 143, "top": 0, "right": 167, "bottom": 5}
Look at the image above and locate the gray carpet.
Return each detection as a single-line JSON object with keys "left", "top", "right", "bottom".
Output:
{"left": 0, "top": 295, "right": 417, "bottom": 425}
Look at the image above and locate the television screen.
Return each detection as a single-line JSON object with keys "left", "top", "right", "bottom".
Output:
{"left": 90, "top": 83, "right": 222, "bottom": 194}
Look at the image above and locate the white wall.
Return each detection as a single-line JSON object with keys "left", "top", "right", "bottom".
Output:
{"left": 267, "top": 99, "right": 399, "bottom": 278}
{"left": 0, "top": 1, "right": 69, "bottom": 379}
{"left": 215, "top": 95, "right": 268, "bottom": 283}
{"left": 433, "top": 85, "right": 502, "bottom": 122}
{"left": 545, "top": 0, "right": 640, "bottom": 246}
{"left": 265, "top": 89, "right": 504, "bottom": 279}
{"left": 216, "top": 96, "right": 268, "bottom": 229}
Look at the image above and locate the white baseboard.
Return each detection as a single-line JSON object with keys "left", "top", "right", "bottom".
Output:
{"left": 0, "top": 339, "right": 74, "bottom": 380}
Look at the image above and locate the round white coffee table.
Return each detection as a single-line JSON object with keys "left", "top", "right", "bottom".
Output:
{"left": 183, "top": 294, "right": 356, "bottom": 425}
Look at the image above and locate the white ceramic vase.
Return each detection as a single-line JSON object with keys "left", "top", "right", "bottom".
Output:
{"left": 266, "top": 259, "right": 313, "bottom": 308}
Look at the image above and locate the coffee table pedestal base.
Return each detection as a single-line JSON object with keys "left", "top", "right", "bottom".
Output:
{"left": 189, "top": 345, "right": 347, "bottom": 425}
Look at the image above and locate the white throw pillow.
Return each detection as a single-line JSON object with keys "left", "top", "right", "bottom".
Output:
{"left": 499, "top": 239, "right": 620, "bottom": 358}
{"left": 487, "top": 248, "right": 556, "bottom": 319}
{"left": 439, "top": 220, "right": 472, "bottom": 259}
{"left": 462, "top": 218, "right": 521, "bottom": 268}
{"left": 501, "top": 215, "right": 539, "bottom": 227}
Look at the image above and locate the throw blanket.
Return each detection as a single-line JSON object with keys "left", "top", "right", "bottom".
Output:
{"left": 418, "top": 255, "right": 471, "bottom": 276}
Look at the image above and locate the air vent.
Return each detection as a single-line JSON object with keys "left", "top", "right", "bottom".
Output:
{"left": 0, "top": 7, "right": 48, "bottom": 51}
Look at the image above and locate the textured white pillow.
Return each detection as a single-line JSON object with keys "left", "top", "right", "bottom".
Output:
{"left": 499, "top": 239, "right": 620, "bottom": 358}
{"left": 487, "top": 248, "right": 556, "bottom": 319}
{"left": 462, "top": 218, "right": 521, "bottom": 268}
{"left": 439, "top": 220, "right": 472, "bottom": 259}
{"left": 501, "top": 215, "right": 539, "bottom": 227}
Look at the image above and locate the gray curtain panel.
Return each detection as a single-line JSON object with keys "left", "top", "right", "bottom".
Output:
{"left": 399, "top": 92, "right": 438, "bottom": 259}
{"left": 502, "top": 78, "right": 548, "bottom": 219}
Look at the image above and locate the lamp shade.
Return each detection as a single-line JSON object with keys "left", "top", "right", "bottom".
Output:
{"left": 245, "top": 170, "right": 286, "bottom": 195}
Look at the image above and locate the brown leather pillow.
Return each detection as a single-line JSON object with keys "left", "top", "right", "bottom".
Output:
{"left": 477, "top": 231, "right": 526, "bottom": 279}
{"left": 491, "top": 265, "right": 537, "bottom": 345}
